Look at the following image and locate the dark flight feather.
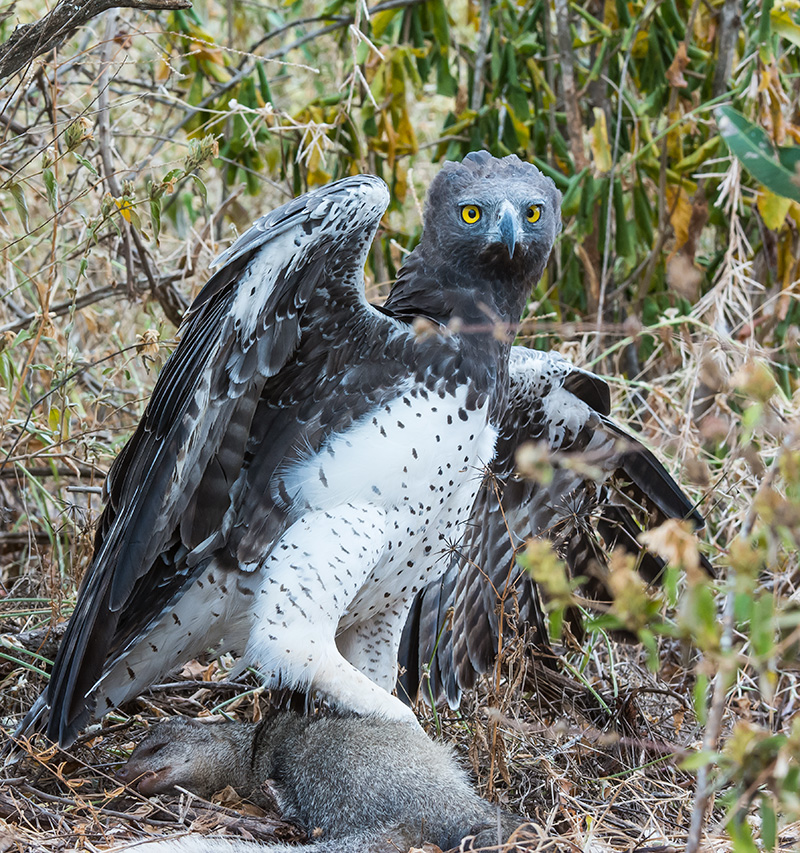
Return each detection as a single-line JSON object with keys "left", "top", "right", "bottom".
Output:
{"left": 397, "top": 347, "right": 710, "bottom": 709}
{"left": 41, "top": 176, "right": 394, "bottom": 744}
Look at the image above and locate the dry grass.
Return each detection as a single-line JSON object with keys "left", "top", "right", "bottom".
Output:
{"left": 3, "top": 617, "right": 797, "bottom": 852}
{"left": 0, "top": 642, "right": 718, "bottom": 851}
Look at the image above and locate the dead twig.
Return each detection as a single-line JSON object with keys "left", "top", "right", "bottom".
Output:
{"left": 0, "top": 0, "right": 191, "bottom": 81}
{"left": 685, "top": 444, "right": 788, "bottom": 853}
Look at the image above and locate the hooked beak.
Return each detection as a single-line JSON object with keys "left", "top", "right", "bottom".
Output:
{"left": 497, "top": 207, "right": 518, "bottom": 258}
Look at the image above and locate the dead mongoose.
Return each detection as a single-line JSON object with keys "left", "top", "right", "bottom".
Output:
{"left": 117, "top": 711, "right": 529, "bottom": 852}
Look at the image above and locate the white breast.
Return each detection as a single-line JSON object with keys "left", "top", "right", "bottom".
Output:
{"left": 281, "top": 384, "right": 497, "bottom": 512}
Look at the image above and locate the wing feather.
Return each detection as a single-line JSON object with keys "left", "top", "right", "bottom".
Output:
{"left": 398, "top": 346, "right": 709, "bottom": 708}
{"left": 45, "top": 176, "right": 390, "bottom": 742}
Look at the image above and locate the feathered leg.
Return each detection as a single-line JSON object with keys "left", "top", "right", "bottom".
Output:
{"left": 335, "top": 602, "right": 412, "bottom": 694}
{"left": 246, "top": 503, "right": 416, "bottom": 722}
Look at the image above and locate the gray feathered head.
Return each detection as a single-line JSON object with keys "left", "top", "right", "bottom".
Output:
{"left": 422, "top": 151, "right": 562, "bottom": 281}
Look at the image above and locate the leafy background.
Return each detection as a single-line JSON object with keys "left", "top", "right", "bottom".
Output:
{"left": 1, "top": 1, "right": 799, "bottom": 852}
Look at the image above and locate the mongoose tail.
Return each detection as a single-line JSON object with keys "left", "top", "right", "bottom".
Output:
{"left": 125, "top": 829, "right": 430, "bottom": 853}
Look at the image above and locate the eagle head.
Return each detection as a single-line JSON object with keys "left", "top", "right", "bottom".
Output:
{"left": 423, "top": 151, "right": 562, "bottom": 282}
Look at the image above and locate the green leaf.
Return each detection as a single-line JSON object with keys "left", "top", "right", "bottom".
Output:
{"left": 693, "top": 672, "right": 708, "bottom": 725}
{"left": 751, "top": 593, "right": 775, "bottom": 659}
{"left": 150, "top": 198, "right": 162, "bottom": 244}
{"left": 490, "top": 28, "right": 501, "bottom": 83}
{"left": 43, "top": 168, "right": 58, "bottom": 212}
{"left": 74, "top": 153, "right": 98, "bottom": 176}
{"left": 760, "top": 796, "right": 777, "bottom": 852}
{"left": 759, "top": 0, "right": 775, "bottom": 46}
{"left": 513, "top": 32, "right": 539, "bottom": 55}
{"left": 561, "top": 169, "right": 586, "bottom": 218}
{"left": 320, "top": 0, "right": 347, "bottom": 16}
{"left": 191, "top": 174, "right": 209, "bottom": 208}
{"left": 9, "top": 182, "right": 29, "bottom": 230}
{"left": 729, "top": 816, "right": 759, "bottom": 853}
{"left": 771, "top": 8, "right": 800, "bottom": 48}
{"left": 633, "top": 181, "right": 654, "bottom": 245}
{"left": 613, "top": 178, "right": 634, "bottom": 259}
{"left": 716, "top": 106, "right": 800, "bottom": 203}
{"left": 371, "top": 8, "right": 400, "bottom": 39}
{"left": 679, "top": 748, "right": 719, "bottom": 771}
{"left": 256, "top": 60, "right": 273, "bottom": 105}
{"left": 128, "top": 205, "right": 143, "bottom": 233}
{"left": 436, "top": 52, "right": 457, "bottom": 97}
{"left": 531, "top": 157, "right": 571, "bottom": 190}
{"left": 428, "top": 0, "right": 450, "bottom": 47}
{"left": 187, "top": 71, "right": 205, "bottom": 107}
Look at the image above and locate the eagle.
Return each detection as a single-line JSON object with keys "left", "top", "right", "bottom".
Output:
{"left": 17, "top": 152, "right": 703, "bottom": 747}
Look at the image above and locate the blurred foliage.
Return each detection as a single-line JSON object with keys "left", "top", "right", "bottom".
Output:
{"left": 2, "top": 1, "right": 800, "bottom": 850}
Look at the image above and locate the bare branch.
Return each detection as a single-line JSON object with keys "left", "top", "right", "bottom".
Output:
{"left": 0, "top": 0, "right": 191, "bottom": 81}
{"left": 137, "top": 0, "right": 427, "bottom": 173}
{"left": 712, "top": 0, "right": 742, "bottom": 99}
{"left": 96, "top": 12, "right": 188, "bottom": 325}
{"left": 0, "top": 276, "right": 182, "bottom": 335}
{"left": 470, "top": 0, "right": 491, "bottom": 113}
{"left": 553, "top": 0, "right": 585, "bottom": 173}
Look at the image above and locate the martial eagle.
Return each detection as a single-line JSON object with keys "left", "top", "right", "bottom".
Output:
{"left": 19, "top": 152, "right": 703, "bottom": 746}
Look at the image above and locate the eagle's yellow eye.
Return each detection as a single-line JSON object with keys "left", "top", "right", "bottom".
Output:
{"left": 526, "top": 205, "right": 541, "bottom": 223}
{"left": 461, "top": 205, "right": 481, "bottom": 224}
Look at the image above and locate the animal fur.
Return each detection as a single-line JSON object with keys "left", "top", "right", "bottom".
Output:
{"left": 116, "top": 712, "right": 529, "bottom": 852}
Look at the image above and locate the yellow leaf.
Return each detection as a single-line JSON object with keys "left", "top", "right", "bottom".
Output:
{"left": 772, "top": 8, "right": 800, "bottom": 49}
{"left": 155, "top": 56, "right": 171, "bottom": 82}
{"left": 673, "top": 135, "right": 721, "bottom": 173}
{"left": 786, "top": 200, "right": 800, "bottom": 230}
{"left": 525, "top": 59, "right": 554, "bottom": 107}
{"left": 371, "top": 8, "right": 400, "bottom": 39}
{"left": 777, "top": 230, "right": 798, "bottom": 320}
{"left": 692, "top": 3, "right": 715, "bottom": 48}
{"left": 757, "top": 189, "right": 792, "bottom": 231}
{"left": 589, "top": 107, "right": 612, "bottom": 173}
{"left": 631, "top": 30, "right": 648, "bottom": 58}
{"left": 114, "top": 197, "right": 132, "bottom": 222}
{"left": 665, "top": 185, "right": 692, "bottom": 251}
{"left": 393, "top": 164, "right": 408, "bottom": 204}
{"left": 505, "top": 104, "right": 530, "bottom": 150}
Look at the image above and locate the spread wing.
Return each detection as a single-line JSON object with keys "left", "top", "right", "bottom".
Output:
{"left": 398, "top": 347, "right": 708, "bottom": 708}
{"left": 44, "top": 176, "right": 390, "bottom": 743}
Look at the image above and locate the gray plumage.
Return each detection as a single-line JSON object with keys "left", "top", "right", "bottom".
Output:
{"left": 116, "top": 712, "right": 526, "bottom": 853}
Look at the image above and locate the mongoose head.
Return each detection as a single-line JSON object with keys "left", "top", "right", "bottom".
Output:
{"left": 116, "top": 717, "right": 245, "bottom": 798}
